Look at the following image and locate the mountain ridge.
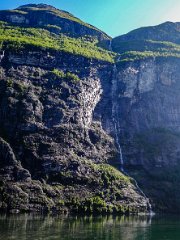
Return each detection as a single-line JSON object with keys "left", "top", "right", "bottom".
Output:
{"left": 113, "top": 21, "right": 180, "bottom": 43}
{"left": 0, "top": 3, "right": 111, "bottom": 45}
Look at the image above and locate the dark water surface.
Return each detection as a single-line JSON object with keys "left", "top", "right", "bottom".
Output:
{"left": 0, "top": 214, "right": 180, "bottom": 240}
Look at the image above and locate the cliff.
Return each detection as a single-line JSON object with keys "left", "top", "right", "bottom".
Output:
{"left": 1, "top": 4, "right": 180, "bottom": 214}
{"left": 108, "top": 22, "right": 180, "bottom": 212}
{"left": 0, "top": 4, "right": 148, "bottom": 214}
{"left": 107, "top": 57, "right": 180, "bottom": 212}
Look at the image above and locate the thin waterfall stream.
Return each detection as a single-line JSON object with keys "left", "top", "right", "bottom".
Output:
{"left": 111, "top": 60, "right": 153, "bottom": 214}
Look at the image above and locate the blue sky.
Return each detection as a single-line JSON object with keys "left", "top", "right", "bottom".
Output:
{"left": 0, "top": 0, "right": 180, "bottom": 37}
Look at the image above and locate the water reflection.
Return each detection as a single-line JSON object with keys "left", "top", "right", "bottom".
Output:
{"left": 0, "top": 214, "right": 180, "bottom": 240}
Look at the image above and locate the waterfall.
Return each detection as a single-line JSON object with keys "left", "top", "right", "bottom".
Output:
{"left": 0, "top": 50, "right": 4, "bottom": 63}
{"left": 112, "top": 65, "right": 124, "bottom": 171}
{"left": 109, "top": 39, "right": 112, "bottom": 51}
{"left": 111, "top": 57, "right": 153, "bottom": 214}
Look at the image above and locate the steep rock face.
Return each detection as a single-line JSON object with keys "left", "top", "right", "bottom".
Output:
{"left": 0, "top": 48, "right": 113, "bottom": 171}
{"left": 0, "top": 44, "right": 148, "bottom": 213}
{"left": 115, "top": 57, "right": 180, "bottom": 167}
{"left": 4, "top": 4, "right": 180, "bottom": 214}
{"left": 108, "top": 20, "right": 180, "bottom": 213}
{"left": 106, "top": 57, "right": 180, "bottom": 212}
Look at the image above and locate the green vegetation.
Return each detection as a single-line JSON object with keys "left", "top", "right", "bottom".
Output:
{"left": 52, "top": 69, "right": 65, "bottom": 78}
{"left": 51, "top": 69, "right": 80, "bottom": 82}
{"left": 0, "top": 22, "right": 114, "bottom": 62}
{"left": 6, "top": 79, "right": 13, "bottom": 88}
{"left": 45, "top": 159, "right": 135, "bottom": 214}
{"left": 45, "top": 24, "right": 61, "bottom": 31}
{"left": 1, "top": 10, "right": 28, "bottom": 15}
{"left": 0, "top": 156, "right": 143, "bottom": 214}
{"left": 115, "top": 40, "right": 180, "bottom": 64}
{"left": 66, "top": 195, "right": 135, "bottom": 214}
{"left": 118, "top": 50, "right": 180, "bottom": 63}
{"left": 94, "top": 164, "right": 130, "bottom": 184}
{"left": 113, "top": 39, "right": 180, "bottom": 54}
{"left": 66, "top": 196, "right": 107, "bottom": 213}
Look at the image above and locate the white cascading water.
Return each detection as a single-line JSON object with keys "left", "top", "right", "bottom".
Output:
{"left": 111, "top": 56, "right": 153, "bottom": 214}
{"left": 109, "top": 39, "right": 112, "bottom": 51}
{"left": 112, "top": 65, "right": 124, "bottom": 171}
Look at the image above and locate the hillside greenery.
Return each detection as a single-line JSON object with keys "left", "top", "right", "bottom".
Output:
{"left": 51, "top": 69, "right": 80, "bottom": 82}
{"left": 117, "top": 50, "right": 180, "bottom": 63}
{"left": 114, "top": 39, "right": 180, "bottom": 63}
{"left": 1, "top": 9, "right": 28, "bottom": 15}
{"left": 113, "top": 39, "right": 180, "bottom": 53}
{"left": 0, "top": 21, "right": 115, "bottom": 63}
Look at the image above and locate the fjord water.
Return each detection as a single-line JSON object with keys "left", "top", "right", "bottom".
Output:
{"left": 0, "top": 214, "right": 180, "bottom": 240}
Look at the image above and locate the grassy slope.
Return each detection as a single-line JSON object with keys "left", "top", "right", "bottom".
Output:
{"left": 113, "top": 39, "right": 180, "bottom": 63}
{"left": 0, "top": 21, "right": 115, "bottom": 63}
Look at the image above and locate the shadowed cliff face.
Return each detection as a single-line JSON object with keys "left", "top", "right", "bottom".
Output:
{"left": 104, "top": 55, "right": 180, "bottom": 212}
{"left": 114, "top": 57, "right": 180, "bottom": 168}
{"left": 99, "top": 20, "right": 180, "bottom": 213}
